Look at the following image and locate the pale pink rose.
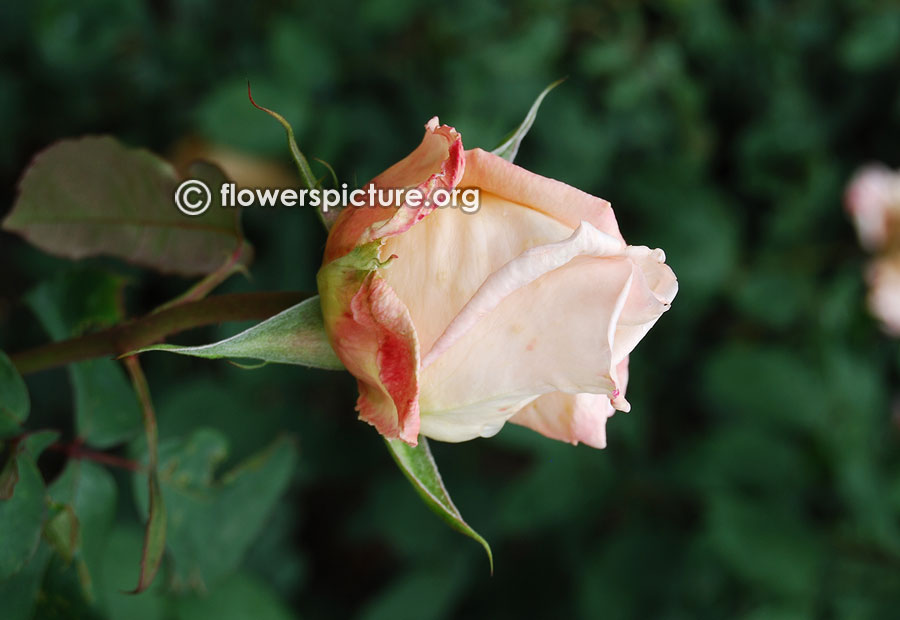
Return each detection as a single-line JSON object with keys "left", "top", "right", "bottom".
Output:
{"left": 867, "top": 255, "right": 900, "bottom": 336}
{"left": 317, "top": 117, "right": 677, "bottom": 447}
{"left": 845, "top": 165, "right": 900, "bottom": 252}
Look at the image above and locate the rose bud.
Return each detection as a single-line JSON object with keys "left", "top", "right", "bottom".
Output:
{"left": 317, "top": 117, "right": 677, "bottom": 447}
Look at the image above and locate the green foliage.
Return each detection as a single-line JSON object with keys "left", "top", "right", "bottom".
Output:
{"left": 132, "top": 430, "right": 298, "bottom": 591}
{"left": 0, "top": 450, "right": 45, "bottom": 580}
{"left": 47, "top": 461, "right": 116, "bottom": 589}
{"left": 0, "top": 351, "right": 29, "bottom": 437}
{"left": 3, "top": 137, "right": 247, "bottom": 277}
{"left": 170, "top": 572, "right": 296, "bottom": 620}
{"left": 27, "top": 270, "right": 143, "bottom": 447}
{"left": 0, "top": 544, "right": 52, "bottom": 620}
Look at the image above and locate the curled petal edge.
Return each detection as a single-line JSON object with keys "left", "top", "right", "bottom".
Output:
{"left": 364, "top": 118, "right": 465, "bottom": 243}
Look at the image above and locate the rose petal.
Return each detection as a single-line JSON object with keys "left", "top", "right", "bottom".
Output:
{"left": 417, "top": 223, "right": 675, "bottom": 443}
{"left": 380, "top": 196, "right": 572, "bottom": 353}
{"left": 329, "top": 272, "right": 421, "bottom": 444}
{"left": 323, "top": 117, "right": 464, "bottom": 263}
{"left": 509, "top": 393, "right": 615, "bottom": 448}
{"left": 609, "top": 245, "right": 678, "bottom": 374}
{"left": 510, "top": 359, "right": 629, "bottom": 448}
{"left": 461, "top": 148, "right": 623, "bottom": 242}
{"left": 364, "top": 122, "right": 465, "bottom": 242}
{"left": 374, "top": 118, "right": 463, "bottom": 192}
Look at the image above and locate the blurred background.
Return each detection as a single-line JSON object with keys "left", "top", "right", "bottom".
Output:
{"left": 2, "top": 0, "right": 900, "bottom": 618}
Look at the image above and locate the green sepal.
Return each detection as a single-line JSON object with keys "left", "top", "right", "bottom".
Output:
{"left": 385, "top": 436, "right": 493, "bottom": 574}
{"left": 135, "top": 296, "right": 344, "bottom": 370}
{"left": 491, "top": 78, "right": 566, "bottom": 163}
{"left": 247, "top": 83, "right": 344, "bottom": 230}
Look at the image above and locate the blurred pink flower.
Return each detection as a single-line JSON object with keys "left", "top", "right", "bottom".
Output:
{"left": 846, "top": 164, "right": 900, "bottom": 335}
{"left": 845, "top": 164, "right": 900, "bottom": 252}
{"left": 867, "top": 255, "right": 900, "bottom": 336}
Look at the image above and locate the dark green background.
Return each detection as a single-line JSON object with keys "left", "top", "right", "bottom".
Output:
{"left": 2, "top": 0, "right": 900, "bottom": 618}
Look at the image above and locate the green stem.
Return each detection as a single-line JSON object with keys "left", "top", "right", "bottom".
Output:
{"left": 9, "top": 291, "right": 306, "bottom": 375}
{"left": 47, "top": 441, "right": 145, "bottom": 472}
{"left": 124, "top": 354, "right": 167, "bottom": 594}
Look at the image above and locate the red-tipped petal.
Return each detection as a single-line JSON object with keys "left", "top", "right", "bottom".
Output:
{"left": 339, "top": 273, "right": 420, "bottom": 444}
{"left": 323, "top": 117, "right": 464, "bottom": 264}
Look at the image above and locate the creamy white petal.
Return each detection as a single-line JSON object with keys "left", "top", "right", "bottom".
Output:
{"left": 380, "top": 195, "right": 572, "bottom": 354}
{"left": 417, "top": 223, "right": 675, "bottom": 442}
